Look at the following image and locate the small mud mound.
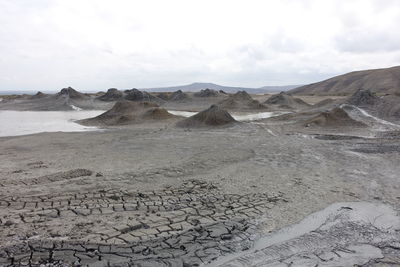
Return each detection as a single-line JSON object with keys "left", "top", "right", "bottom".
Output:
{"left": 176, "top": 105, "right": 237, "bottom": 127}
{"left": 264, "top": 92, "right": 311, "bottom": 109}
{"left": 218, "top": 97, "right": 241, "bottom": 109}
{"left": 312, "top": 98, "right": 335, "bottom": 108}
{"left": 170, "top": 90, "right": 189, "bottom": 101}
{"left": 30, "top": 91, "right": 48, "bottom": 99}
{"left": 80, "top": 100, "right": 159, "bottom": 125}
{"left": 155, "top": 92, "right": 171, "bottom": 100}
{"left": 346, "top": 90, "right": 400, "bottom": 121}
{"left": 80, "top": 101, "right": 176, "bottom": 126}
{"left": 194, "top": 88, "right": 220, "bottom": 97}
{"left": 218, "top": 97, "right": 239, "bottom": 109}
{"left": 97, "top": 88, "right": 123, "bottom": 101}
{"left": 219, "top": 91, "right": 267, "bottom": 110}
{"left": 124, "top": 89, "right": 162, "bottom": 103}
{"left": 57, "top": 87, "right": 89, "bottom": 100}
{"left": 305, "top": 107, "right": 366, "bottom": 127}
{"left": 142, "top": 107, "right": 176, "bottom": 120}
{"left": 347, "top": 89, "right": 380, "bottom": 107}
{"left": 231, "top": 91, "right": 253, "bottom": 102}
{"left": 158, "top": 90, "right": 189, "bottom": 101}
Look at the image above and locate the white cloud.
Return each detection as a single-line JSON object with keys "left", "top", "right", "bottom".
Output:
{"left": 0, "top": 0, "right": 400, "bottom": 91}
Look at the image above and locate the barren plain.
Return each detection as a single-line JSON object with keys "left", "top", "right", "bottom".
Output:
{"left": 0, "top": 88, "right": 399, "bottom": 266}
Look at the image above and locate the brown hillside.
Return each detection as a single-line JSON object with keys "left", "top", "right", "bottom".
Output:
{"left": 290, "top": 66, "right": 400, "bottom": 96}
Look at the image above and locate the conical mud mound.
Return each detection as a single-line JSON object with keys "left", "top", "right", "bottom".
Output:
{"left": 218, "top": 91, "right": 267, "bottom": 110}
{"left": 312, "top": 98, "right": 335, "bottom": 108}
{"left": 264, "top": 92, "right": 310, "bottom": 109}
{"left": 124, "top": 89, "right": 162, "bottom": 103}
{"left": 304, "top": 107, "right": 366, "bottom": 127}
{"left": 170, "top": 90, "right": 189, "bottom": 101}
{"left": 345, "top": 89, "right": 400, "bottom": 121}
{"left": 176, "top": 105, "right": 237, "bottom": 127}
{"left": 57, "top": 87, "right": 88, "bottom": 100}
{"left": 142, "top": 107, "right": 176, "bottom": 120}
{"left": 30, "top": 91, "right": 48, "bottom": 99}
{"left": 157, "top": 90, "right": 189, "bottom": 101}
{"left": 97, "top": 88, "right": 123, "bottom": 101}
{"left": 79, "top": 100, "right": 170, "bottom": 126}
{"left": 194, "top": 89, "right": 220, "bottom": 97}
{"left": 347, "top": 89, "right": 380, "bottom": 107}
{"left": 231, "top": 91, "right": 253, "bottom": 102}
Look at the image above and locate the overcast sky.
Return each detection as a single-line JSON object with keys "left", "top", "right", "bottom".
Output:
{"left": 1, "top": 0, "right": 400, "bottom": 91}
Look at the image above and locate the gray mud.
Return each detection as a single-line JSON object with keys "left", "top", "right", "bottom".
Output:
{"left": 213, "top": 202, "right": 400, "bottom": 266}
{"left": 0, "top": 94, "right": 400, "bottom": 266}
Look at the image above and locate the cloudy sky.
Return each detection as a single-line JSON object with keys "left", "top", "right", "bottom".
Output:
{"left": 1, "top": 0, "right": 400, "bottom": 91}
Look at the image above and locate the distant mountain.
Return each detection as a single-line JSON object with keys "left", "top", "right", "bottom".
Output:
{"left": 0, "top": 90, "right": 40, "bottom": 95}
{"left": 258, "top": 85, "right": 303, "bottom": 92}
{"left": 289, "top": 66, "right": 400, "bottom": 96}
{"left": 142, "top": 82, "right": 300, "bottom": 94}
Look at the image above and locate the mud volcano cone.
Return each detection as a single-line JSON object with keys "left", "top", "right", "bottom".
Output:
{"left": 176, "top": 105, "right": 237, "bottom": 127}
{"left": 124, "top": 88, "right": 162, "bottom": 103}
{"left": 305, "top": 107, "right": 366, "bottom": 127}
{"left": 218, "top": 91, "right": 267, "bottom": 110}
{"left": 347, "top": 89, "right": 380, "bottom": 107}
{"left": 57, "top": 87, "right": 88, "bottom": 100}
{"left": 30, "top": 91, "right": 48, "bottom": 99}
{"left": 231, "top": 91, "right": 253, "bottom": 101}
{"left": 142, "top": 107, "right": 176, "bottom": 120}
{"left": 264, "top": 92, "right": 310, "bottom": 109}
{"left": 170, "top": 90, "right": 189, "bottom": 101}
{"left": 312, "top": 98, "right": 335, "bottom": 108}
{"left": 98, "top": 88, "right": 123, "bottom": 101}
{"left": 194, "top": 88, "right": 220, "bottom": 97}
{"left": 79, "top": 100, "right": 159, "bottom": 125}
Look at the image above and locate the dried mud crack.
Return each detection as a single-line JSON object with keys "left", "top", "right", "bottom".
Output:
{"left": 0, "top": 179, "right": 287, "bottom": 266}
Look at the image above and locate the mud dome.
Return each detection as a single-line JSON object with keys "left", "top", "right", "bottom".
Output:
{"left": 0, "top": 110, "right": 103, "bottom": 137}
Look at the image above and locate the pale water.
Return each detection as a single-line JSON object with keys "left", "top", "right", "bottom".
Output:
{"left": 1, "top": 110, "right": 286, "bottom": 137}
{"left": 0, "top": 110, "right": 103, "bottom": 137}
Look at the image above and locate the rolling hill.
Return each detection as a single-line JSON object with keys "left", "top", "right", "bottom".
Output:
{"left": 289, "top": 66, "right": 400, "bottom": 96}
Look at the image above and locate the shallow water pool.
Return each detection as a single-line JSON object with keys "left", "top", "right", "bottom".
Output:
{"left": 0, "top": 110, "right": 104, "bottom": 137}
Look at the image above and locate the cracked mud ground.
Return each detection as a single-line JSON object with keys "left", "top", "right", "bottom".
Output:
{"left": 1, "top": 123, "right": 400, "bottom": 266}
{"left": 0, "top": 179, "right": 287, "bottom": 266}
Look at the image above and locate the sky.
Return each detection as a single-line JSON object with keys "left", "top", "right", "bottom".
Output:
{"left": 1, "top": 0, "right": 400, "bottom": 92}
